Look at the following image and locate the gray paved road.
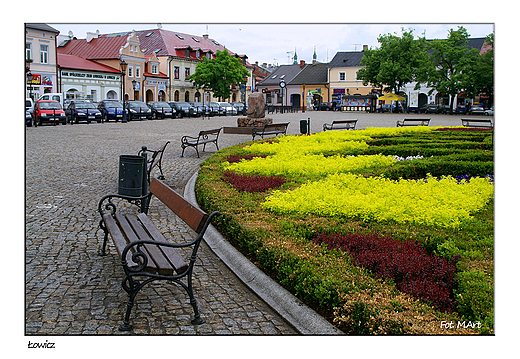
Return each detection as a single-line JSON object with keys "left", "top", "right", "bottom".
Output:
{"left": 25, "top": 110, "right": 488, "bottom": 336}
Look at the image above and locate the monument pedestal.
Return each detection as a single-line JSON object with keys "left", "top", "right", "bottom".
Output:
{"left": 237, "top": 117, "right": 273, "bottom": 127}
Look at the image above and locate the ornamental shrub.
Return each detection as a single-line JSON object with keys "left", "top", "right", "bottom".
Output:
{"left": 222, "top": 171, "right": 286, "bottom": 193}
{"left": 312, "top": 232, "right": 460, "bottom": 312}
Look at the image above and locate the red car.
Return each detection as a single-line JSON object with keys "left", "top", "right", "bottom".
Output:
{"left": 32, "top": 100, "right": 67, "bottom": 126}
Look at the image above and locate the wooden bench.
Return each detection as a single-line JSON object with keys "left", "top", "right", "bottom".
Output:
{"left": 251, "top": 122, "right": 290, "bottom": 140}
{"left": 138, "top": 141, "right": 170, "bottom": 183}
{"left": 181, "top": 128, "right": 222, "bottom": 157}
{"left": 97, "top": 178, "right": 220, "bottom": 331}
{"left": 323, "top": 119, "right": 358, "bottom": 131}
{"left": 396, "top": 118, "right": 431, "bottom": 127}
{"left": 461, "top": 118, "right": 493, "bottom": 128}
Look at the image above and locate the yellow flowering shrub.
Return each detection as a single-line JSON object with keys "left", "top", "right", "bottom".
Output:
{"left": 262, "top": 173, "right": 494, "bottom": 228}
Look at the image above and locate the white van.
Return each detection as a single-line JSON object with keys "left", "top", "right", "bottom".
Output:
{"left": 38, "top": 93, "right": 64, "bottom": 107}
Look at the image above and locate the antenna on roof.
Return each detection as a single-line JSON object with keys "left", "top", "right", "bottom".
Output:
{"left": 352, "top": 44, "right": 361, "bottom": 51}
{"left": 157, "top": 23, "right": 162, "bottom": 29}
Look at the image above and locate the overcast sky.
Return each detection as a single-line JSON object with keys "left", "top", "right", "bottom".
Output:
{"left": 48, "top": 23, "right": 494, "bottom": 65}
{"left": 49, "top": 23, "right": 494, "bottom": 66}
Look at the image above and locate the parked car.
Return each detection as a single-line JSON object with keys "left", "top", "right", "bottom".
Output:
{"left": 233, "top": 102, "right": 248, "bottom": 115}
{"left": 97, "top": 100, "right": 126, "bottom": 122}
{"left": 26, "top": 110, "right": 33, "bottom": 126}
{"left": 455, "top": 104, "right": 467, "bottom": 114}
{"left": 217, "top": 102, "right": 238, "bottom": 116}
{"left": 65, "top": 100, "right": 103, "bottom": 124}
{"left": 169, "top": 102, "right": 196, "bottom": 118}
{"left": 468, "top": 104, "right": 485, "bottom": 115}
{"left": 189, "top": 102, "right": 211, "bottom": 116}
{"left": 37, "top": 93, "right": 64, "bottom": 107}
{"left": 32, "top": 100, "right": 66, "bottom": 126}
{"left": 147, "top": 101, "right": 175, "bottom": 119}
{"left": 438, "top": 105, "right": 450, "bottom": 114}
{"left": 317, "top": 102, "right": 337, "bottom": 111}
{"left": 484, "top": 105, "right": 494, "bottom": 116}
{"left": 209, "top": 102, "right": 225, "bottom": 116}
{"left": 419, "top": 104, "right": 439, "bottom": 114}
{"left": 126, "top": 101, "right": 152, "bottom": 120}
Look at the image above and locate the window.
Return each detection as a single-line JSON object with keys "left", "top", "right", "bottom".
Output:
{"left": 135, "top": 66, "right": 141, "bottom": 78}
{"left": 339, "top": 72, "right": 346, "bottom": 81}
{"left": 206, "top": 52, "right": 212, "bottom": 59}
{"left": 40, "top": 44, "right": 49, "bottom": 64}
{"left": 196, "top": 50, "right": 201, "bottom": 59}
{"left": 185, "top": 68, "right": 190, "bottom": 79}
{"left": 174, "top": 66, "right": 180, "bottom": 79}
{"left": 26, "top": 43, "right": 32, "bottom": 61}
{"left": 151, "top": 64, "right": 158, "bottom": 74}
{"left": 128, "top": 66, "right": 133, "bottom": 78}
{"left": 185, "top": 48, "right": 190, "bottom": 58}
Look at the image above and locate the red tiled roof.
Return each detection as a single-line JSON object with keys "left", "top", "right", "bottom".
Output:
{"left": 144, "top": 71, "right": 168, "bottom": 79}
{"left": 57, "top": 53, "right": 120, "bottom": 73}
{"left": 58, "top": 35, "right": 128, "bottom": 60}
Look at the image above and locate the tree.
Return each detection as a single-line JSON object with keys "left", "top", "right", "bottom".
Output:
{"left": 470, "top": 33, "right": 494, "bottom": 100}
{"left": 424, "top": 26, "right": 480, "bottom": 113}
{"left": 188, "top": 49, "right": 250, "bottom": 100}
{"left": 357, "top": 28, "right": 430, "bottom": 94}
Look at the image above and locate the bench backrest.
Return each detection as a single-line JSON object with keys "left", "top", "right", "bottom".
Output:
{"left": 199, "top": 128, "right": 222, "bottom": 137}
{"left": 149, "top": 178, "right": 208, "bottom": 233}
{"left": 264, "top": 122, "right": 289, "bottom": 130}
{"left": 403, "top": 118, "right": 430, "bottom": 122}
{"left": 149, "top": 141, "right": 170, "bottom": 169}
{"left": 333, "top": 120, "right": 357, "bottom": 124}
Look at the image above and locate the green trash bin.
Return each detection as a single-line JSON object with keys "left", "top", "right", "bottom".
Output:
{"left": 118, "top": 155, "right": 146, "bottom": 197}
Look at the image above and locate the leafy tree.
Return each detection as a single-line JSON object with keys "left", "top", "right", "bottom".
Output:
{"left": 424, "top": 26, "right": 480, "bottom": 113}
{"left": 188, "top": 49, "right": 250, "bottom": 100}
{"left": 357, "top": 28, "right": 430, "bottom": 94}
{"left": 469, "top": 33, "right": 494, "bottom": 99}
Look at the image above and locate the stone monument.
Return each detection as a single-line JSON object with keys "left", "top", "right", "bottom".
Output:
{"left": 237, "top": 92, "right": 273, "bottom": 127}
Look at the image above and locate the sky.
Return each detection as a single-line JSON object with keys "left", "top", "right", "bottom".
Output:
{"left": 48, "top": 23, "right": 494, "bottom": 66}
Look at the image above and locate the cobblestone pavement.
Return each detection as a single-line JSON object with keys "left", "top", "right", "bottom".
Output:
{"left": 25, "top": 111, "right": 473, "bottom": 336}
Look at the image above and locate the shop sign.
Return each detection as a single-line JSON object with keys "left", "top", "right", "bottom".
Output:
{"left": 28, "top": 74, "right": 41, "bottom": 85}
{"left": 333, "top": 89, "right": 345, "bottom": 94}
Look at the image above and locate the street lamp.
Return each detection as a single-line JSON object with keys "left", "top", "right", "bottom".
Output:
{"left": 26, "top": 71, "right": 33, "bottom": 101}
{"left": 279, "top": 79, "right": 286, "bottom": 114}
{"left": 120, "top": 59, "right": 128, "bottom": 123}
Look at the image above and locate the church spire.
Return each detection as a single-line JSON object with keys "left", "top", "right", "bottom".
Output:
{"left": 313, "top": 46, "right": 317, "bottom": 64}
{"left": 293, "top": 47, "right": 298, "bottom": 64}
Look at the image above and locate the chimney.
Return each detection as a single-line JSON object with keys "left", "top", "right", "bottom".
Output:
{"left": 300, "top": 60, "right": 305, "bottom": 68}
{"left": 86, "top": 30, "right": 100, "bottom": 43}
{"left": 203, "top": 34, "right": 209, "bottom": 39}
{"left": 363, "top": 45, "right": 368, "bottom": 51}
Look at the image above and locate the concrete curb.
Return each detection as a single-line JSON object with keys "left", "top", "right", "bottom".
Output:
{"left": 185, "top": 171, "right": 344, "bottom": 335}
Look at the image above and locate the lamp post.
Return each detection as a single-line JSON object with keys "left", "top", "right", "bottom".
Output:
{"left": 120, "top": 60, "right": 128, "bottom": 123}
{"left": 279, "top": 79, "right": 286, "bottom": 114}
{"left": 26, "top": 71, "right": 33, "bottom": 101}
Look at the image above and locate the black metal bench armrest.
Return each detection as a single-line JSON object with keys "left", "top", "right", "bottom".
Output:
{"left": 98, "top": 192, "right": 153, "bottom": 216}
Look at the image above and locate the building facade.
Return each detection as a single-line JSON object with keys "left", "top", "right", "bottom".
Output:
{"left": 26, "top": 23, "right": 60, "bottom": 100}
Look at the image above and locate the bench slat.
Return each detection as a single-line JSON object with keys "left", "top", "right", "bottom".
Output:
{"left": 137, "top": 213, "right": 189, "bottom": 274}
{"left": 125, "top": 214, "right": 175, "bottom": 275}
{"left": 149, "top": 178, "right": 209, "bottom": 233}
{"left": 103, "top": 213, "right": 139, "bottom": 267}
{"left": 114, "top": 213, "right": 159, "bottom": 273}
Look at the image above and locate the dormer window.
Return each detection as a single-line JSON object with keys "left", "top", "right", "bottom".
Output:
{"left": 206, "top": 51, "right": 212, "bottom": 59}
{"left": 196, "top": 50, "right": 201, "bottom": 59}
{"left": 151, "top": 64, "right": 158, "bottom": 75}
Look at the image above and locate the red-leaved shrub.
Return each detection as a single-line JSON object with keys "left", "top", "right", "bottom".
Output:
{"left": 225, "top": 154, "right": 268, "bottom": 163}
{"left": 312, "top": 232, "right": 460, "bottom": 312}
{"left": 223, "top": 171, "right": 286, "bottom": 193}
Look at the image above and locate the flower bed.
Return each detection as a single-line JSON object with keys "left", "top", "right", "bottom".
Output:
{"left": 195, "top": 126, "right": 494, "bottom": 334}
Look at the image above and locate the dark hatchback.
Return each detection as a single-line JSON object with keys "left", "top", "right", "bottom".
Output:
{"left": 419, "top": 104, "right": 439, "bottom": 114}
{"left": 65, "top": 100, "right": 103, "bottom": 124}
{"left": 189, "top": 102, "right": 211, "bottom": 116}
{"left": 233, "top": 102, "right": 248, "bottom": 115}
{"left": 169, "top": 102, "right": 197, "bottom": 118}
{"left": 147, "top": 101, "right": 175, "bottom": 119}
{"left": 98, "top": 100, "right": 126, "bottom": 122}
{"left": 126, "top": 101, "right": 152, "bottom": 120}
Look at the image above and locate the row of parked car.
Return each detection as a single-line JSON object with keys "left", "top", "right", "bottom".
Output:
{"left": 26, "top": 97, "right": 248, "bottom": 126}
{"left": 415, "top": 103, "right": 494, "bottom": 115}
